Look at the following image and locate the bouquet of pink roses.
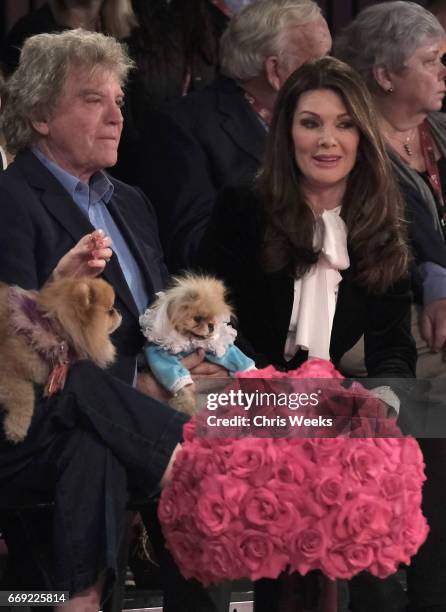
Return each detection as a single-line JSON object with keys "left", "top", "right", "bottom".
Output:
{"left": 158, "top": 359, "right": 428, "bottom": 585}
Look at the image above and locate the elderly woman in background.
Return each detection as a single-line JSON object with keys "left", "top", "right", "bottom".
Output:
{"left": 335, "top": 1, "right": 446, "bottom": 374}
{"left": 1, "top": 0, "right": 137, "bottom": 76}
{"left": 0, "top": 28, "right": 230, "bottom": 612}
{"left": 335, "top": 4, "right": 446, "bottom": 610}
{"left": 199, "top": 56, "right": 416, "bottom": 611}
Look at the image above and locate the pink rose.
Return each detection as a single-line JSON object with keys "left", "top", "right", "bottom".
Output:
{"left": 211, "top": 442, "right": 234, "bottom": 475}
{"left": 194, "top": 447, "right": 218, "bottom": 478}
{"left": 400, "top": 438, "right": 426, "bottom": 478}
{"left": 274, "top": 447, "right": 309, "bottom": 484}
{"left": 335, "top": 494, "right": 392, "bottom": 542}
{"left": 171, "top": 446, "right": 199, "bottom": 488}
{"left": 314, "top": 473, "right": 345, "bottom": 507}
{"left": 401, "top": 509, "right": 429, "bottom": 557}
{"left": 322, "top": 542, "right": 374, "bottom": 579}
{"left": 158, "top": 481, "right": 195, "bottom": 525}
{"left": 322, "top": 546, "right": 353, "bottom": 580}
{"left": 196, "top": 484, "right": 232, "bottom": 536}
{"left": 403, "top": 465, "right": 425, "bottom": 493}
{"left": 370, "top": 539, "right": 406, "bottom": 577}
{"left": 200, "top": 535, "right": 242, "bottom": 583}
{"left": 289, "top": 521, "right": 328, "bottom": 575}
{"left": 241, "top": 485, "right": 299, "bottom": 533}
{"left": 379, "top": 473, "right": 405, "bottom": 501}
{"left": 288, "top": 358, "right": 344, "bottom": 379}
{"left": 236, "top": 530, "right": 288, "bottom": 580}
{"left": 374, "top": 437, "right": 403, "bottom": 458}
{"left": 182, "top": 420, "right": 196, "bottom": 441}
{"left": 342, "top": 542, "right": 375, "bottom": 570}
{"left": 165, "top": 530, "right": 202, "bottom": 580}
{"left": 342, "top": 441, "right": 387, "bottom": 483}
{"left": 303, "top": 437, "right": 346, "bottom": 464}
{"left": 158, "top": 487, "right": 179, "bottom": 526}
{"left": 220, "top": 477, "right": 250, "bottom": 516}
{"left": 229, "top": 439, "right": 275, "bottom": 486}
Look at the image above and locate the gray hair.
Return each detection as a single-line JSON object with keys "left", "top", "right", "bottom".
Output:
{"left": 334, "top": 1, "right": 445, "bottom": 92}
{"left": 220, "top": 0, "right": 322, "bottom": 81}
{"left": 2, "top": 28, "right": 134, "bottom": 153}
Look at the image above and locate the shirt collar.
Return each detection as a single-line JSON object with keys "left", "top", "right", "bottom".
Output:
{"left": 31, "top": 147, "right": 114, "bottom": 205}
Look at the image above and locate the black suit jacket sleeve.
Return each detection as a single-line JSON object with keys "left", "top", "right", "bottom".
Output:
{"left": 141, "top": 111, "right": 217, "bottom": 272}
{"left": 363, "top": 280, "right": 416, "bottom": 378}
{"left": 0, "top": 179, "right": 46, "bottom": 288}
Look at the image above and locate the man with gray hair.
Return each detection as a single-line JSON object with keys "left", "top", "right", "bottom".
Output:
{"left": 138, "top": 0, "right": 331, "bottom": 272}
{"left": 0, "top": 27, "right": 230, "bottom": 612}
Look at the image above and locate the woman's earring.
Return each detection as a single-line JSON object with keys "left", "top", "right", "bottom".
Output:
{"left": 387, "top": 87, "right": 394, "bottom": 94}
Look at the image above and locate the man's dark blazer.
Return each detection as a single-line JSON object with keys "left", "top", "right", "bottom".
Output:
{"left": 136, "top": 75, "right": 267, "bottom": 272}
{"left": 199, "top": 183, "right": 416, "bottom": 378}
{"left": 0, "top": 149, "right": 169, "bottom": 384}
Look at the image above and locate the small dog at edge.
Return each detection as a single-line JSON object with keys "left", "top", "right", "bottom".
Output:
{"left": 0, "top": 277, "right": 121, "bottom": 443}
{"left": 140, "top": 273, "right": 255, "bottom": 415}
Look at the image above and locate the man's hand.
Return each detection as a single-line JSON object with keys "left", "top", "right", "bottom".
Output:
{"left": 160, "top": 443, "right": 182, "bottom": 488}
{"left": 51, "top": 229, "right": 113, "bottom": 281}
{"left": 419, "top": 298, "right": 446, "bottom": 355}
{"left": 136, "top": 372, "right": 175, "bottom": 402}
{"left": 138, "top": 350, "right": 229, "bottom": 402}
{"left": 182, "top": 349, "right": 230, "bottom": 378}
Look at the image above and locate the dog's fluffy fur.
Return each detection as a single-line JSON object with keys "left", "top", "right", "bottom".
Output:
{"left": 148, "top": 274, "right": 233, "bottom": 414}
{"left": 0, "top": 277, "right": 121, "bottom": 443}
{"left": 167, "top": 275, "right": 232, "bottom": 414}
{"left": 166, "top": 274, "right": 232, "bottom": 342}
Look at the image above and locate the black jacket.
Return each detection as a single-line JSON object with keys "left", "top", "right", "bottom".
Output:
{"left": 136, "top": 76, "right": 267, "bottom": 271}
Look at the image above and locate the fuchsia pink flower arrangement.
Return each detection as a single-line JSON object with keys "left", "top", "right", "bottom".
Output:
{"left": 158, "top": 359, "right": 429, "bottom": 585}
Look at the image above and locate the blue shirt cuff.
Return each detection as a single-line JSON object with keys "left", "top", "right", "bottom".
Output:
{"left": 419, "top": 261, "right": 446, "bottom": 304}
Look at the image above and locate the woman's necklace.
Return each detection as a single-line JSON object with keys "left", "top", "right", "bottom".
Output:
{"left": 385, "top": 127, "right": 418, "bottom": 157}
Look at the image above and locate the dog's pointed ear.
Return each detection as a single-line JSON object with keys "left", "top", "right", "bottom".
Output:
{"left": 72, "top": 281, "right": 93, "bottom": 310}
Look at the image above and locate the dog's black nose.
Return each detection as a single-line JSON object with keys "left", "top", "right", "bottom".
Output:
{"left": 208, "top": 323, "right": 214, "bottom": 332}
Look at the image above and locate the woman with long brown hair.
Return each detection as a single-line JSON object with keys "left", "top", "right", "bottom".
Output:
{"left": 200, "top": 56, "right": 414, "bottom": 376}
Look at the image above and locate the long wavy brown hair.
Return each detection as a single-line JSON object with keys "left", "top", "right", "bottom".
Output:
{"left": 258, "top": 56, "right": 409, "bottom": 293}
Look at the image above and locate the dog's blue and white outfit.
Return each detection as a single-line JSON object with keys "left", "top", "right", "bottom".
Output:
{"left": 140, "top": 293, "right": 255, "bottom": 394}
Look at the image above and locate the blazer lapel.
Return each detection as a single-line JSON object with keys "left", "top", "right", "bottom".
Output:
{"left": 18, "top": 150, "right": 139, "bottom": 317}
{"left": 107, "top": 193, "right": 155, "bottom": 301}
{"left": 216, "top": 77, "right": 266, "bottom": 163}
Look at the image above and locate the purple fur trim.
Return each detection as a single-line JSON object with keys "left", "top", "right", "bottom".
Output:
{"left": 17, "top": 292, "right": 52, "bottom": 330}
{"left": 8, "top": 287, "right": 63, "bottom": 362}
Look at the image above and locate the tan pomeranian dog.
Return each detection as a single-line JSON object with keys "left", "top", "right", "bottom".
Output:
{"left": 0, "top": 277, "right": 122, "bottom": 443}
{"left": 140, "top": 274, "right": 255, "bottom": 415}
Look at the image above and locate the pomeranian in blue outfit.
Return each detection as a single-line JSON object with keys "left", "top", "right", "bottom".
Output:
{"left": 140, "top": 274, "right": 255, "bottom": 414}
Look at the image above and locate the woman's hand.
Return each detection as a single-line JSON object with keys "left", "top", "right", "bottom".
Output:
{"left": 419, "top": 299, "right": 446, "bottom": 355}
{"left": 51, "top": 229, "right": 113, "bottom": 281}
